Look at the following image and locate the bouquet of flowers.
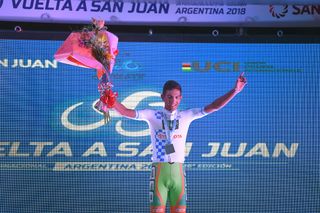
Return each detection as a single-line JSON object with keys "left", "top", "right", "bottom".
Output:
{"left": 54, "top": 18, "right": 119, "bottom": 123}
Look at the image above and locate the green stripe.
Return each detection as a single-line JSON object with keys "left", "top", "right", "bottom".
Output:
{"left": 182, "top": 67, "right": 192, "bottom": 71}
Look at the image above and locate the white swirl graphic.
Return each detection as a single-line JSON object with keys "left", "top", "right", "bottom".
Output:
{"left": 61, "top": 102, "right": 105, "bottom": 131}
{"left": 61, "top": 91, "right": 163, "bottom": 137}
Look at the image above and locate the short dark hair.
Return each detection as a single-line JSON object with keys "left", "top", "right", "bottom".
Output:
{"left": 162, "top": 80, "right": 182, "bottom": 95}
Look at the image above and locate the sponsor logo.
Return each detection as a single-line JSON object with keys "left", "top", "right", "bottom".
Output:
{"left": 182, "top": 61, "right": 302, "bottom": 73}
{"left": 182, "top": 61, "right": 240, "bottom": 72}
{"left": 292, "top": 5, "right": 320, "bottom": 15}
{"left": 156, "top": 132, "right": 166, "bottom": 140}
{"left": 269, "top": 5, "right": 289, "bottom": 19}
{"left": 269, "top": 4, "right": 320, "bottom": 19}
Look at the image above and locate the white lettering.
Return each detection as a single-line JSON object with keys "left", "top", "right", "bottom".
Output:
{"left": 45, "top": 59, "right": 57, "bottom": 68}
{"left": 9, "top": 142, "right": 30, "bottom": 157}
{"left": 0, "top": 142, "right": 299, "bottom": 158}
{"left": 139, "top": 144, "right": 152, "bottom": 157}
{"left": 0, "top": 142, "right": 10, "bottom": 156}
{"left": 272, "top": 143, "right": 299, "bottom": 158}
{"left": 221, "top": 143, "right": 247, "bottom": 157}
{"left": 9, "top": 59, "right": 56, "bottom": 68}
{"left": 31, "top": 59, "right": 44, "bottom": 68}
{"left": 47, "top": 142, "right": 72, "bottom": 157}
{"left": 30, "top": 142, "right": 53, "bottom": 156}
{"left": 0, "top": 59, "right": 8, "bottom": 67}
{"left": 185, "top": 142, "right": 192, "bottom": 157}
{"left": 245, "top": 143, "right": 270, "bottom": 157}
{"left": 202, "top": 142, "right": 220, "bottom": 157}
{"left": 116, "top": 142, "right": 140, "bottom": 157}
{"left": 82, "top": 142, "right": 107, "bottom": 157}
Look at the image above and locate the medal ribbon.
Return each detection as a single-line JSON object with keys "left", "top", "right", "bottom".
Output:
{"left": 162, "top": 111, "right": 177, "bottom": 145}
{"left": 162, "top": 110, "right": 178, "bottom": 162}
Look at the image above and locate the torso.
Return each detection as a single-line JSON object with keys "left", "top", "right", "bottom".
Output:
{"left": 134, "top": 108, "right": 208, "bottom": 163}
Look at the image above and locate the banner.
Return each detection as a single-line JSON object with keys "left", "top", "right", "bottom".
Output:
{"left": 0, "top": 1, "right": 320, "bottom": 26}
{"left": 0, "top": 37, "right": 319, "bottom": 212}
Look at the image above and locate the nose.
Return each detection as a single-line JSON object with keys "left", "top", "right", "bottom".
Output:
{"left": 172, "top": 98, "right": 179, "bottom": 106}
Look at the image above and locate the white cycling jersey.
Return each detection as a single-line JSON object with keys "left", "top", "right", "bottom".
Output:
{"left": 132, "top": 108, "right": 209, "bottom": 163}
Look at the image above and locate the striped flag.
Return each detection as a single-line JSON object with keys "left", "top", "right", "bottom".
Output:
{"left": 182, "top": 63, "right": 191, "bottom": 71}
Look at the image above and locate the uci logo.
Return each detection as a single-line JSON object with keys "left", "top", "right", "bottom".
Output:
{"left": 0, "top": 0, "right": 3, "bottom": 8}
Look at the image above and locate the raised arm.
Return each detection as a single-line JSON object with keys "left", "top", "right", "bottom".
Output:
{"left": 101, "top": 90, "right": 136, "bottom": 118}
{"left": 113, "top": 100, "right": 136, "bottom": 118}
{"left": 204, "top": 73, "right": 247, "bottom": 114}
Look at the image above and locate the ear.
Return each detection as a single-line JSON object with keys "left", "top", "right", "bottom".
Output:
{"left": 161, "top": 93, "right": 164, "bottom": 101}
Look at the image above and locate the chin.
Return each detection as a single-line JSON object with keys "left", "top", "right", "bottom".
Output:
{"left": 165, "top": 105, "right": 178, "bottom": 111}
{"left": 170, "top": 106, "right": 178, "bottom": 111}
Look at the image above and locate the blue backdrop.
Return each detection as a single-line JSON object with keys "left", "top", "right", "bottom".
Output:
{"left": 0, "top": 39, "right": 319, "bottom": 213}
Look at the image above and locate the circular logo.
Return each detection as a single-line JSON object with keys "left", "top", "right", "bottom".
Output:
{"left": 0, "top": 0, "right": 3, "bottom": 8}
{"left": 269, "top": 5, "right": 288, "bottom": 19}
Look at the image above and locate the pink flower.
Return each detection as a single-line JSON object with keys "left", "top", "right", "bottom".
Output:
{"left": 92, "top": 18, "right": 105, "bottom": 30}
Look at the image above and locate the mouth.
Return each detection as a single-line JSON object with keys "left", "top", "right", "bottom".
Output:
{"left": 170, "top": 104, "right": 177, "bottom": 109}
{"left": 166, "top": 105, "right": 175, "bottom": 110}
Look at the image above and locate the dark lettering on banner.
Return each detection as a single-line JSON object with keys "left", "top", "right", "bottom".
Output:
{"left": 91, "top": 0, "right": 100, "bottom": 12}
{"left": 45, "top": 0, "right": 54, "bottom": 10}
{"left": 292, "top": 5, "right": 320, "bottom": 15}
{"left": 175, "top": 6, "right": 246, "bottom": 15}
{"left": 12, "top": 0, "right": 22, "bottom": 9}
{"left": 12, "top": 0, "right": 70, "bottom": 10}
{"left": 11, "top": 0, "right": 125, "bottom": 12}
{"left": 226, "top": 7, "right": 246, "bottom": 15}
{"left": 76, "top": 0, "right": 87, "bottom": 11}
{"left": 128, "top": 2, "right": 169, "bottom": 14}
{"left": 90, "top": 0, "right": 124, "bottom": 13}
{"left": 61, "top": 0, "right": 72, "bottom": 11}
{"left": 101, "top": 1, "right": 117, "bottom": 12}
{"left": 12, "top": 0, "right": 67, "bottom": 10}
{"left": 55, "top": 0, "right": 64, "bottom": 10}
{"left": 176, "top": 7, "right": 224, "bottom": 15}
{"left": 35, "top": 0, "right": 44, "bottom": 10}
{"left": 176, "top": 0, "right": 225, "bottom": 6}
{"left": 22, "top": 0, "right": 34, "bottom": 9}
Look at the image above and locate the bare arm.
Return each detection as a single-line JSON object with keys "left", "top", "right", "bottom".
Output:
{"left": 204, "top": 73, "right": 247, "bottom": 114}
{"left": 113, "top": 100, "right": 136, "bottom": 118}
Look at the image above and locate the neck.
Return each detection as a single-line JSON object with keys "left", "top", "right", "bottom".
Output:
{"left": 164, "top": 107, "right": 176, "bottom": 113}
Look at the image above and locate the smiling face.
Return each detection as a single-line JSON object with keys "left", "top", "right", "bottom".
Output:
{"left": 161, "top": 88, "right": 182, "bottom": 112}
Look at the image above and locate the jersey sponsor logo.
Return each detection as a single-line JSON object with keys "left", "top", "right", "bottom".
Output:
{"left": 155, "top": 131, "right": 167, "bottom": 140}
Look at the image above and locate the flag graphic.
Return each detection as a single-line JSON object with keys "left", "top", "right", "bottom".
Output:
{"left": 182, "top": 63, "right": 191, "bottom": 71}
